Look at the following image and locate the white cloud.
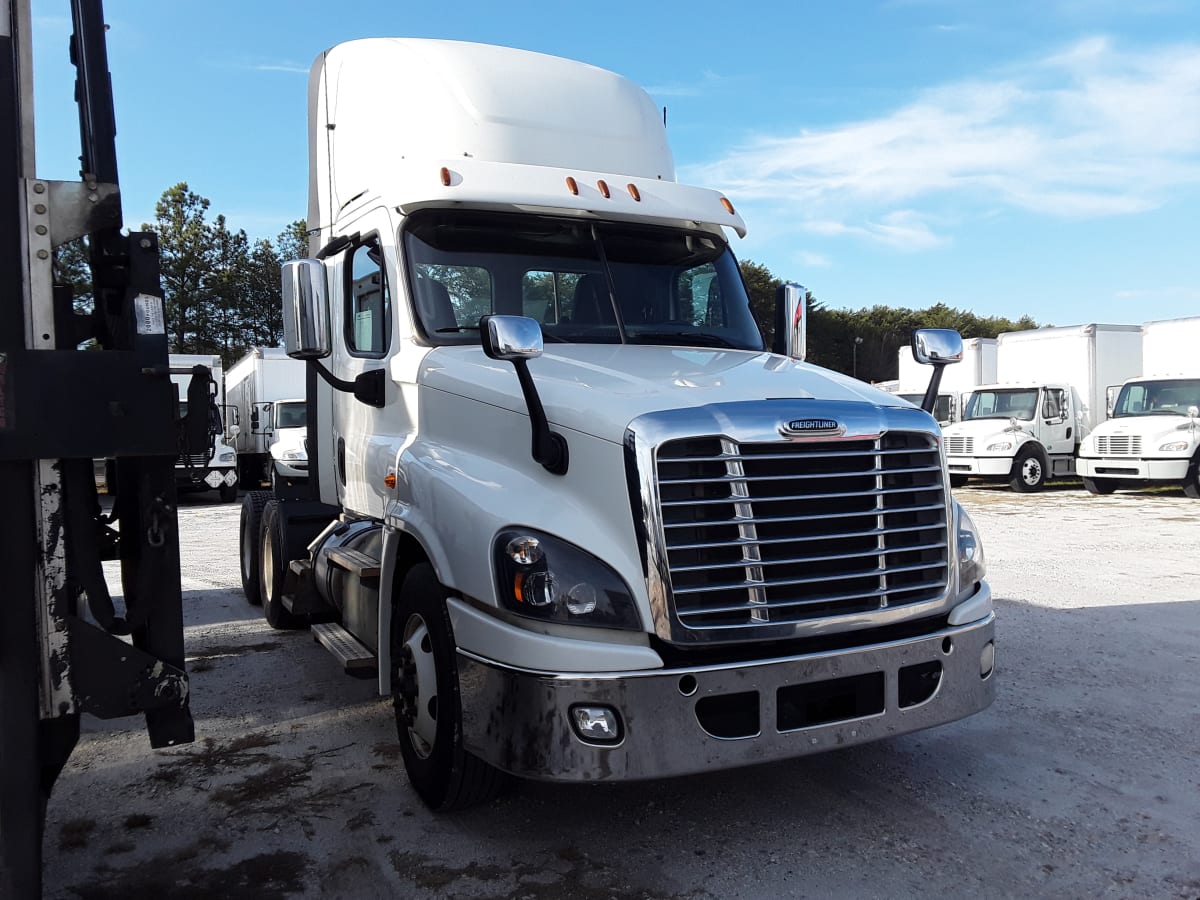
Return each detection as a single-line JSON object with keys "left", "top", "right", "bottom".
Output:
{"left": 797, "top": 250, "right": 832, "bottom": 268}
{"left": 252, "top": 63, "right": 309, "bottom": 75}
{"left": 684, "top": 37, "right": 1200, "bottom": 250}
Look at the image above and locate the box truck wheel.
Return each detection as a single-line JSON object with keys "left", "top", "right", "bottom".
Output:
{"left": 1082, "top": 477, "right": 1117, "bottom": 495}
{"left": 259, "top": 500, "right": 307, "bottom": 630}
{"left": 1009, "top": 446, "right": 1046, "bottom": 492}
{"left": 391, "top": 563, "right": 506, "bottom": 811}
{"left": 1184, "top": 456, "right": 1200, "bottom": 499}
{"left": 218, "top": 480, "right": 238, "bottom": 503}
{"left": 240, "top": 491, "right": 270, "bottom": 605}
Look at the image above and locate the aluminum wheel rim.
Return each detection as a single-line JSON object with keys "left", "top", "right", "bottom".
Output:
{"left": 261, "top": 527, "right": 275, "bottom": 598}
{"left": 402, "top": 614, "right": 439, "bottom": 759}
{"left": 1022, "top": 457, "right": 1042, "bottom": 485}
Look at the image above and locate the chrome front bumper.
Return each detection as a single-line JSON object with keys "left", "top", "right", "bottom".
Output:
{"left": 458, "top": 608, "right": 996, "bottom": 782}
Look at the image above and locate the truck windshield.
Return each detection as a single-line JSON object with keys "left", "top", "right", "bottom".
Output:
{"left": 963, "top": 389, "right": 1038, "bottom": 421}
{"left": 177, "top": 401, "right": 223, "bottom": 435}
{"left": 1112, "top": 378, "right": 1200, "bottom": 417}
{"left": 275, "top": 402, "right": 307, "bottom": 429}
{"left": 402, "top": 210, "right": 764, "bottom": 351}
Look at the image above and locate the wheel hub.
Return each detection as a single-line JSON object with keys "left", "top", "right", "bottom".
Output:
{"left": 399, "top": 615, "right": 438, "bottom": 759}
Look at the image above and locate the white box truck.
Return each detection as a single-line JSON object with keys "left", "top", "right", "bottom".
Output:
{"left": 942, "top": 325, "right": 1141, "bottom": 491}
{"left": 239, "top": 38, "right": 996, "bottom": 810}
{"left": 226, "top": 348, "right": 309, "bottom": 490}
{"left": 168, "top": 353, "right": 239, "bottom": 501}
{"left": 895, "top": 337, "right": 997, "bottom": 425}
{"left": 1077, "top": 316, "right": 1200, "bottom": 496}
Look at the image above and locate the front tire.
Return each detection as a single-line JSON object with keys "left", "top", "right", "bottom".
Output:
{"left": 1009, "top": 447, "right": 1047, "bottom": 492}
{"left": 218, "top": 480, "right": 238, "bottom": 503}
{"left": 1083, "top": 476, "right": 1117, "bottom": 495}
{"left": 391, "top": 563, "right": 505, "bottom": 810}
{"left": 949, "top": 474, "right": 969, "bottom": 489}
{"left": 240, "top": 491, "right": 270, "bottom": 605}
{"left": 259, "top": 500, "right": 306, "bottom": 630}
{"left": 1184, "top": 456, "right": 1200, "bottom": 499}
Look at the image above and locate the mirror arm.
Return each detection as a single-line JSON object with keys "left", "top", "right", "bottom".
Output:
{"left": 921, "top": 364, "right": 947, "bottom": 416}
{"left": 306, "top": 359, "right": 385, "bottom": 408}
{"left": 512, "top": 359, "right": 569, "bottom": 475}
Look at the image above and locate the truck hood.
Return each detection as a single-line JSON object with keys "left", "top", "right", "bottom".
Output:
{"left": 1083, "top": 416, "right": 1199, "bottom": 449}
{"left": 943, "top": 418, "right": 1030, "bottom": 444}
{"left": 270, "top": 426, "right": 308, "bottom": 459}
{"left": 417, "top": 345, "right": 916, "bottom": 443}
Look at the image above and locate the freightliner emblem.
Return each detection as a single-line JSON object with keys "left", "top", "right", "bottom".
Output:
{"left": 780, "top": 418, "right": 843, "bottom": 437}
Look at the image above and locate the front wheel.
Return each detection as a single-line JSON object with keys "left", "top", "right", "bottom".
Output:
{"left": 218, "top": 479, "right": 238, "bottom": 503}
{"left": 1184, "top": 457, "right": 1200, "bottom": 499}
{"left": 240, "top": 491, "right": 270, "bottom": 605}
{"left": 1082, "top": 476, "right": 1117, "bottom": 495}
{"left": 391, "top": 563, "right": 505, "bottom": 810}
{"left": 1009, "top": 447, "right": 1047, "bottom": 492}
{"left": 949, "top": 474, "right": 969, "bottom": 489}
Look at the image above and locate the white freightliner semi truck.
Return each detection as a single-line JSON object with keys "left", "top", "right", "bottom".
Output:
{"left": 942, "top": 324, "right": 1141, "bottom": 491}
{"left": 1077, "top": 316, "right": 1200, "bottom": 497}
{"left": 894, "top": 337, "right": 997, "bottom": 426}
{"left": 240, "top": 38, "right": 996, "bottom": 810}
{"left": 226, "top": 347, "right": 309, "bottom": 490}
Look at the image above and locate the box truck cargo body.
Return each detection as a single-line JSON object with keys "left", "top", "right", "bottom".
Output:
{"left": 238, "top": 38, "right": 996, "bottom": 810}
{"left": 226, "top": 348, "right": 309, "bottom": 489}
{"left": 1077, "top": 317, "right": 1200, "bottom": 496}
{"left": 941, "top": 325, "right": 1141, "bottom": 491}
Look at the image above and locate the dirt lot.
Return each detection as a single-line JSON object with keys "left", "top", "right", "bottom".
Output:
{"left": 42, "top": 485, "right": 1200, "bottom": 899}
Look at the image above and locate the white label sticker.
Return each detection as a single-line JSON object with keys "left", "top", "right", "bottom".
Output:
{"left": 134, "top": 293, "right": 166, "bottom": 335}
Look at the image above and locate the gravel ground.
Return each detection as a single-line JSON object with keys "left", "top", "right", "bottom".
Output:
{"left": 42, "top": 484, "right": 1200, "bottom": 899}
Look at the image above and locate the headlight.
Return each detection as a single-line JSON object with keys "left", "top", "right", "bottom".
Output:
{"left": 218, "top": 450, "right": 235, "bottom": 463}
{"left": 955, "top": 501, "right": 986, "bottom": 594}
{"left": 1159, "top": 441, "right": 1189, "bottom": 452}
{"left": 986, "top": 441, "right": 1012, "bottom": 452}
{"left": 494, "top": 530, "right": 642, "bottom": 631}
{"left": 282, "top": 449, "right": 307, "bottom": 460}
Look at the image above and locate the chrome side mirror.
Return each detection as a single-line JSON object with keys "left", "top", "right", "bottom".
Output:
{"left": 1189, "top": 405, "right": 1199, "bottom": 420}
{"left": 481, "top": 315, "right": 544, "bottom": 361}
{"left": 773, "top": 283, "right": 807, "bottom": 361}
{"left": 911, "top": 328, "right": 964, "bottom": 366}
{"left": 282, "top": 259, "right": 331, "bottom": 359}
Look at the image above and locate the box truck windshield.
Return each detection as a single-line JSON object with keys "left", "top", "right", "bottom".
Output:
{"left": 404, "top": 210, "right": 763, "bottom": 350}
{"left": 964, "top": 388, "right": 1038, "bottom": 421}
{"left": 275, "top": 401, "right": 307, "bottom": 429}
{"left": 178, "top": 401, "right": 224, "bottom": 435}
{"left": 1112, "top": 378, "right": 1200, "bottom": 417}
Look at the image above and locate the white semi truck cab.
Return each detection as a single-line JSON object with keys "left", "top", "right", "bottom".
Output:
{"left": 1077, "top": 375, "right": 1200, "bottom": 496}
{"left": 240, "top": 38, "right": 995, "bottom": 809}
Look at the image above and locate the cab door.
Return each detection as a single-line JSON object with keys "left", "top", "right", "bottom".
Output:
{"left": 1039, "top": 387, "right": 1072, "bottom": 455}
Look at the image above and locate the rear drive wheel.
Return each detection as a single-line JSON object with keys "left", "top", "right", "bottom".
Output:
{"left": 1009, "top": 447, "right": 1047, "bottom": 492}
{"left": 239, "top": 491, "right": 270, "bottom": 605}
{"left": 392, "top": 563, "right": 505, "bottom": 810}
{"left": 1082, "top": 476, "right": 1117, "bottom": 495}
{"left": 260, "top": 500, "right": 307, "bottom": 630}
{"left": 949, "top": 474, "right": 969, "bottom": 489}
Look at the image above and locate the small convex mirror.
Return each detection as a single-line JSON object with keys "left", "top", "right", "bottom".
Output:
{"left": 282, "top": 259, "right": 331, "bottom": 360}
{"left": 481, "top": 315, "right": 544, "bottom": 361}
{"left": 912, "top": 328, "right": 964, "bottom": 366}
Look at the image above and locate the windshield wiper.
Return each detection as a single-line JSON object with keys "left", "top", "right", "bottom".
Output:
{"left": 630, "top": 331, "right": 738, "bottom": 349}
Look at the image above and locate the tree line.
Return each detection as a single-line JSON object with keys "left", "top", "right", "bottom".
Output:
{"left": 58, "top": 184, "right": 1037, "bottom": 379}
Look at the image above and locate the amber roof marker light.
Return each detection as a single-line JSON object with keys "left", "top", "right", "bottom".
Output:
{"left": 440, "top": 167, "right": 452, "bottom": 186}
{"left": 597, "top": 180, "right": 610, "bottom": 199}
{"left": 627, "top": 183, "right": 641, "bottom": 201}
{"left": 720, "top": 197, "right": 736, "bottom": 215}
{"left": 565, "top": 176, "right": 579, "bottom": 195}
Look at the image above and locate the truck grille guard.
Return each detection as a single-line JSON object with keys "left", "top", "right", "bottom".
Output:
{"left": 625, "top": 401, "right": 953, "bottom": 645}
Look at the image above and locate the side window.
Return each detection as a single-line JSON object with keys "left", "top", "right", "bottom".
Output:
{"left": 348, "top": 241, "right": 391, "bottom": 356}
{"left": 675, "top": 263, "right": 721, "bottom": 327}
{"left": 1043, "top": 390, "right": 1064, "bottom": 420}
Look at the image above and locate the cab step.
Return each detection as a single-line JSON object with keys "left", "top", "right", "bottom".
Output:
{"left": 311, "top": 622, "right": 377, "bottom": 672}
{"left": 325, "top": 547, "right": 381, "bottom": 582}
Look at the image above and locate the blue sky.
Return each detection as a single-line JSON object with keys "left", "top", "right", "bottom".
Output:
{"left": 28, "top": 0, "right": 1200, "bottom": 326}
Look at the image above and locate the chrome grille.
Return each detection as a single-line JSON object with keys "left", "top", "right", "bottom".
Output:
{"left": 176, "top": 452, "right": 209, "bottom": 467}
{"left": 654, "top": 432, "right": 949, "bottom": 634}
{"left": 945, "top": 436, "right": 973, "bottom": 456}
{"left": 1095, "top": 435, "right": 1141, "bottom": 455}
